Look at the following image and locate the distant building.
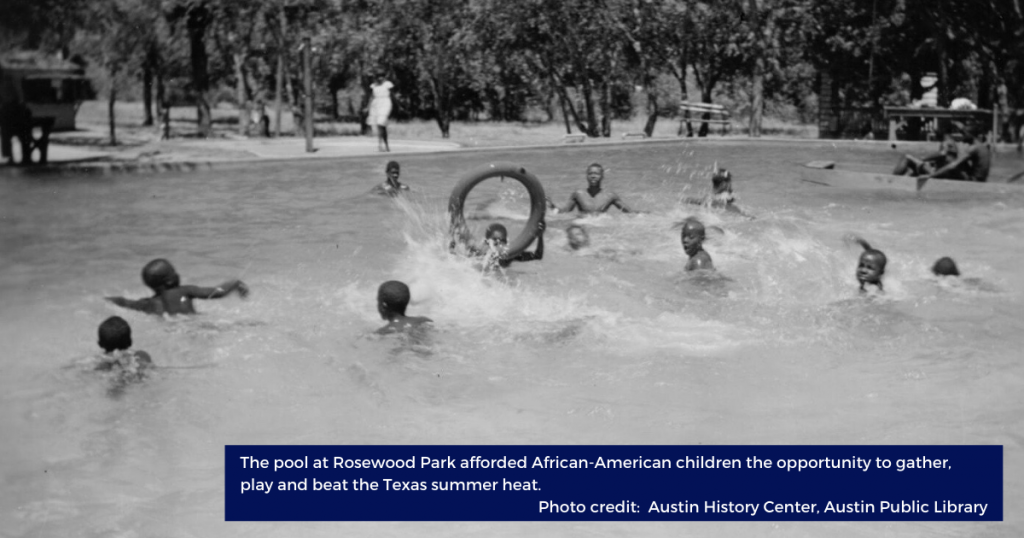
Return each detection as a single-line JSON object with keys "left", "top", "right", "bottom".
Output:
{"left": 0, "top": 51, "right": 93, "bottom": 131}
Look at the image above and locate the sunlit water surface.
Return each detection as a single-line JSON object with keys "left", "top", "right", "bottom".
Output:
{"left": 2, "top": 140, "right": 1023, "bottom": 537}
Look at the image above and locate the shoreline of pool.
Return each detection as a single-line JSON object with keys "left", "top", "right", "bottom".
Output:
{"left": 3, "top": 134, "right": 1022, "bottom": 178}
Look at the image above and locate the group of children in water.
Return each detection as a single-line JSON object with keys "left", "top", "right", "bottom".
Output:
{"left": 367, "top": 158, "right": 969, "bottom": 331}
{"left": 95, "top": 153, "right": 974, "bottom": 361}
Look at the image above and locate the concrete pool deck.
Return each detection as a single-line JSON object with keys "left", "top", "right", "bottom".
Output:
{"left": 4, "top": 131, "right": 1024, "bottom": 178}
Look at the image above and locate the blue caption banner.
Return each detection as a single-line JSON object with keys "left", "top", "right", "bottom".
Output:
{"left": 225, "top": 445, "right": 1002, "bottom": 521}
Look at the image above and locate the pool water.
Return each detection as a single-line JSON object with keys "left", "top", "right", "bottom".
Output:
{"left": 2, "top": 140, "right": 1022, "bottom": 537}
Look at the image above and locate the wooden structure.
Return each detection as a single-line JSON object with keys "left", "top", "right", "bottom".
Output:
{"left": 562, "top": 133, "right": 586, "bottom": 144}
{"left": 1, "top": 51, "right": 91, "bottom": 165}
{"left": 884, "top": 106, "right": 996, "bottom": 141}
{"left": 679, "top": 102, "right": 730, "bottom": 136}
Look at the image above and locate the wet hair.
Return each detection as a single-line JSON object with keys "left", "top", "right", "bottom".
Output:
{"left": 854, "top": 238, "right": 887, "bottom": 271}
{"left": 587, "top": 163, "right": 604, "bottom": 173}
{"left": 386, "top": 161, "right": 400, "bottom": 172}
{"left": 681, "top": 217, "right": 706, "bottom": 237}
{"left": 98, "top": 316, "right": 132, "bottom": 352}
{"left": 377, "top": 281, "right": 410, "bottom": 316}
{"left": 142, "top": 259, "right": 179, "bottom": 292}
{"left": 485, "top": 223, "right": 508, "bottom": 239}
{"left": 932, "top": 256, "right": 960, "bottom": 277}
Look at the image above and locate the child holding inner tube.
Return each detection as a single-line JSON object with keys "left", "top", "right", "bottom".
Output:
{"left": 547, "top": 163, "right": 637, "bottom": 214}
{"left": 483, "top": 221, "right": 546, "bottom": 269}
{"left": 460, "top": 221, "right": 546, "bottom": 270}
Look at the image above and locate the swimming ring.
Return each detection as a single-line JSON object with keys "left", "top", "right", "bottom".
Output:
{"left": 449, "top": 163, "right": 547, "bottom": 259}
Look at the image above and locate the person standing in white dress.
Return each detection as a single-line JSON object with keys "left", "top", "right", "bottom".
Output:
{"left": 368, "top": 73, "right": 394, "bottom": 152}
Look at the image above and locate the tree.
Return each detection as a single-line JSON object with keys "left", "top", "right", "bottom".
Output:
{"left": 167, "top": 1, "right": 214, "bottom": 137}
{"left": 687, "top": 1, "right": 745, "bottom": 135}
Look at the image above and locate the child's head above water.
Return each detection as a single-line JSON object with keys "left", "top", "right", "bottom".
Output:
{"left": 386, "top": 160, "right": 400, "bottom": 179}
{"left": 377, "top": 280, "right": 411, "bottom": 318}
{"left": 566, "top": 224, "right": 590, "bottom": 250}
{"left": 932, "top": 256, "right": 960, "bottom": 277}
{"left": 852, "top": 238, "right": 887, "bottom": 290}
{"left": 484, "top": 223, "right": 509, "bottom": 246}
{"left": 142, "top": 259, "right": 180, "bottom": 293}
{"left": 680, "top": 218, "right": 706, "bottom": 257}
{"left": 711, "top": 167, "right": 733, "bottom": 196}
{"left": 98, "top": 316, "right": 133, "bottom": 353}
{"left": 586, "top": 163, "right": 604, "bottom": 187}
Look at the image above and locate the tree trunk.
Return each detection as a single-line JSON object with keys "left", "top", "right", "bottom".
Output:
{"left": 699, "top": 86, "right": 714, "bottom": 137}
{"left": 274, "top": 53, "right": 284, "bottom": 137}
{"left": 108, "top": 73, "right": 117, "bottom": 146}
{"left": 275, "top": 7, "right": 287, "bottom": 137}
{"left": 429, "top": 74, "right": 452, "bottom": 138}
{"left": 749, "top": 56, "right": 764, "bottom": 137}
{"left": 234, "top": 52, "right": 249, "bottom": 136}
{"left": 643, "top": 84, "right": 658, "bottom": 137}
{"left": 156, "top": 68, "right": 165, "bottom": 121}
{"left": 556, "top": 91, "right": 572, "bottom": 134}
{"left": 935, "top": 30, "right": 950, "bottom": 108}
{"left": 187, "top": 5, "right": 212, "bottom": 137}
{"left": 580, "top": 78, "right": 599, "bottom": 137}
{"left": 599, "top": 81, "right": 611, "bottom": 137}
{"left": 142, "top": 60, "right": 154, "bottom": 126}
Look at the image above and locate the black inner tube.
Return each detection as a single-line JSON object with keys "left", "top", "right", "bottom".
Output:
{"left": 448, "top": 163, "right": 547, "bottom": 259}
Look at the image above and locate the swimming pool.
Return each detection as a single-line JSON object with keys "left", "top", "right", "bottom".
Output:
{"left": 1, "top": 140, "right": 1022, "bottom": 537}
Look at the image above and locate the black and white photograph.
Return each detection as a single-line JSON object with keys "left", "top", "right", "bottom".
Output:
{"left": 2, "top": 0, "right": 1023, "bottom": 536}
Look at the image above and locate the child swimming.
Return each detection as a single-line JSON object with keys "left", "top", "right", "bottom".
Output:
{"left": 371, "top": 161, "right": 409, "bottom": 196}
{"left": 681, "top": 218, "right": 714, "bottom": 271}
{"left": 106, "top": 259, "right": 249, "bottom": 315}
{"left": 849, "top": 236, "right": 887, "bottom": 291}
{"left": 377, "top": 281, "right": 432, "bottom": 334}
{"left": 455, "top": 221, "right": 545, "bottom": 270}
{"left": 566, "top": 224, "right": 590, "bottom": 250}
{"left": 95, "top": 316, "right": 152, "bottom": 373}
{"left": 547, "top": 163, "right": 638, "bottom": 214}
{"left": 684, "top": 164, "right": 752, "bottom": 217}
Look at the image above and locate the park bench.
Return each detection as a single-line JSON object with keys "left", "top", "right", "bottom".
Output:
{"left": 621, "top": 131, "right": 648, "bottom": 139}
{"left": 562, "top": 133, "right": 586, "bottom": 144}
{"left": 679, "top": 101, "right": 731, "bottom": 136}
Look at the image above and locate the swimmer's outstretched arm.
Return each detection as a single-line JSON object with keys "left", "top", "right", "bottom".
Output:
{"left": 106, "top": 296, "right": 160, "bottom": 314}
{"left": 547, "top": 193, "right": 581, "bottom": 214}
{"left": 603, "top": 192, "right": 638, "bottom": 213}
{"left": 183, "top": 279, "right": 249, "bottom": 300}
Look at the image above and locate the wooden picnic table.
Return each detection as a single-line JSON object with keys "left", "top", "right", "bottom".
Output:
{"left": 884, "top": 106, "right": 996, "bottom": 141}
